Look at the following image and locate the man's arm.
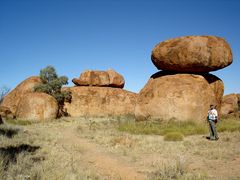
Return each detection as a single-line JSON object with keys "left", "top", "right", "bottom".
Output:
{"left": 214, "top": 109, "right": 218, "bottom": 123}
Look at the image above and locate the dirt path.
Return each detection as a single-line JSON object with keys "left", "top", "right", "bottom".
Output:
{"left": 57, "top": 127, "right": 146, "bottom": 180}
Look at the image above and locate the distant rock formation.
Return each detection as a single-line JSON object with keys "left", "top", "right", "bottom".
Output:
{"left": 0, "top": 76, "right": 42, "bottom": 116}
{"left": 135, "top": 35, "right": 232, "bottom": 122}
{"left": 72, "top": 69, "right": 125, "bottom": 88}
{"left": 151, "top": 36, "right": 232, "bottom": 73}
{"left": 221, "top": 93, "right": 240, "bottom": 118}
{"left": 1, "top": 69, "right": 133, "bottom": 120}
{"left": 16, "top": 92, "right": 58, "bottom": 121}
{"left": 66, "top": 69, "right": 135, "bottom": 117}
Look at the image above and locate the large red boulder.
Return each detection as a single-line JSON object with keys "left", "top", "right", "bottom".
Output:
{"left": 16, "top": 92, "right": 58, "bottom": 121}
{"left": 135, "top": 72, "right": 224, "bottom": 122}
{"left": 0, "top": 76, "right": 42, "bottom": 116}
{"left": 64, "top": 86, "right": 136, "bottom": 117}
{"left": 221, "top": 94, "right": 239, "bottom": 116}
{"left": 151, "top": 36, "right": 232, "bottom": 73}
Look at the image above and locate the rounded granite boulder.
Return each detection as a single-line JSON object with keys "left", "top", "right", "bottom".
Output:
{"left": 135, "top": 71, "right": 224, "bottom": 122}
{"left": 151, "top": 36, "right": 232, "bottom": 73}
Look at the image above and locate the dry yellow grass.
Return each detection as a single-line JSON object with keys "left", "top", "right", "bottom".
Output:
{"left": 1, "top": 117, "right": 240, "bottom": 180}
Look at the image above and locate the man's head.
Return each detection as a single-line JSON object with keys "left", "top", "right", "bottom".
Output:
{"left": 210, "top": 104, "right": 215, "bottom": 110}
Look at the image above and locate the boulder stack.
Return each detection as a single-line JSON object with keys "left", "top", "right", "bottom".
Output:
{"left": 135, "top": 35, "right": 232, "bottom": 122}
{"left": 65, "top": 69, "right": 137, "bottom": 117}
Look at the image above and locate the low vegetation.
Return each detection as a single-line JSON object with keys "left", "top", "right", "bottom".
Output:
{"left": 149, "top": 159, "right": 209, "bottom": 180}
{"left": 164, "top": 132, "right": 184, "bottom": 141}
{"left": 118, "top": 120, "right": 208, "bottom": 138}
{"left": 218, "top": 118, "right": 240, "bottom": 132}
{"left": 0, "top": 124, "right": 20, "bottom": 138}
{"left": 118, "top": 118, "right": 240, "bottom": 141}
{"left": 34, "top": 65, "right": 71, "bottom": 117}
{"left": 0, "top": 116, "right": 240, "bottom": 179}
{"left": 4, "top": 119, "right": 32, "bottom": 126}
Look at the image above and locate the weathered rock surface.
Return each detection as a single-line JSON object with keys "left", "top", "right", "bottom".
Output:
{"left": 107, "top": 69, "right": 125, "bottom": 88}
{"left": 151, "top": 36, "right": 233, "bottom": 73}
{"left": 0, "top": 76, "right": 42, "bottom": 115}
{"left": 221, "top": 94, "right": 239, "bottom": 116}
{"left": 135, "top": 71, "right": 224, "bottom": 122}
{"left": 72, "top": 69, "right": 125, "bottom": 88}
{"left": 0, "top": 106, "right": 14, "bottom": 119}
{"left": 16, "top": 92, "right": 58, "bottom": 121}
{"left": 64, "top": 86, "right": 136, "bottom": 117}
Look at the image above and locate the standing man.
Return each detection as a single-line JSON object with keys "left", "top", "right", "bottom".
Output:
{"left": 207, "top": 105, "right": 219, "bottom": 140}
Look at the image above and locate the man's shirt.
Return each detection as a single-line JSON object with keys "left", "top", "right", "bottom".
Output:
{"left": 208, "top": 109, "right": 218, "bottom": 121}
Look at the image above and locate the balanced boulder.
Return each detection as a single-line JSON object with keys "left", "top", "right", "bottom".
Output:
{"left": 72, "top": 69, "right": 125, "bottom": 88}
{"left": 64, "top": 86, "right": 136, "bottom": 117}
{"left": 1, "top": 76, "right": 42, "bottom": 115}
{"left": 107, "top": 69, "right": 125, "bottom": 88}
{"left": 151, "top": 36, "right": 232, "bottom": 73}
{"left": 135, "top": 71, "right": 224, "bottom": 122}
{"left": 16, "top": 92, "right": 58, "bottom": 121}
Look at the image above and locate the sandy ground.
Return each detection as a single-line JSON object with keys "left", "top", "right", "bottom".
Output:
{"left": 1, "top": 117, "right": 240, "bottom": 179}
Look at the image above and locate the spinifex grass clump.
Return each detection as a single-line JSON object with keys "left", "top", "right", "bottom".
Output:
{"left": 164, "top": 132, "right": 184, "bottom": 141}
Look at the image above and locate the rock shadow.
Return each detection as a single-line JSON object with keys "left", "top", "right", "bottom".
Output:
{"left": 0, "top": 144, "right": 40, "bottom": 170}
{"left": 150, "top": 71, "right": 222, "bottom": 85}
{"left": 0, "top": 126, "right": 19, "bottom": 138}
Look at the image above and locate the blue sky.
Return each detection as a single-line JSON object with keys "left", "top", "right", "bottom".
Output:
{"left": 0, "top": 0, "right": 239, "bottom": 94}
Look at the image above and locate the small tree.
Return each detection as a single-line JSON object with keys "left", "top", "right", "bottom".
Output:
{"left": 34, "top": 66, "right": 71, "bottom": 117}
{"left": 0, "top": 86, "right": 10, "bottom": 124}
{"left": 0, "top": 85, "right": 10, "bottom": 104}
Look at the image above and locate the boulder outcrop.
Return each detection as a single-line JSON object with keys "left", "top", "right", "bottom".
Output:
{"left": 64, "top": 86, "right": 136, "bottom": 117}
{"left": 151, "top": 36, "right": 232, "bottom": 73}
{"left": 16, "top": 92, "right": 58, "bottom": 121}
{"left": 0, "top": 76, "right": 42, "bottom": 116}
{"left": 72, "top": 69, "right": 125, "bottom": 88}
{"left": 135, "top": 72, "right": 224, "bottom": 122}
{"left": 221, "top": 93, "right": 239, "bottom": 116}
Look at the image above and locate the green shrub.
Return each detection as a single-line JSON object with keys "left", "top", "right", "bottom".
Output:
{"left": 34, "top": 66, "right": 71, "bottom": 117}
{"left": 164, "top": 132, "right": 184, "bottom": 141}
{"left": 149, "top": 159, "right": 208, "bottom": 180}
